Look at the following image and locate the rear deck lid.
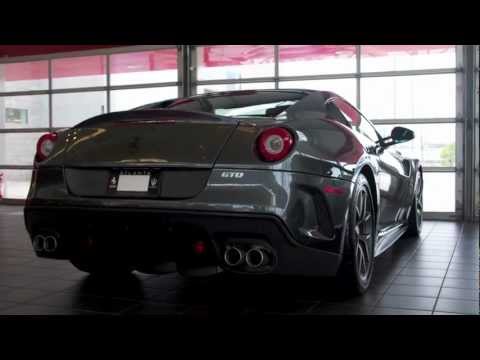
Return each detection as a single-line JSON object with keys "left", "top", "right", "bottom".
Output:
{"left": 63, "top": 109, "right": 238, "bottom": 168}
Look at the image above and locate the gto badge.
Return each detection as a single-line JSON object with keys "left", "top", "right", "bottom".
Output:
{"left": 221, "top": 171, "right": 244, "bottom": 179}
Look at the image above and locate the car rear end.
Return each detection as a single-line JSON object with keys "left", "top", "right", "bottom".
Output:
{"left": 25, "top": 96, "right": 355, "bottom": 277}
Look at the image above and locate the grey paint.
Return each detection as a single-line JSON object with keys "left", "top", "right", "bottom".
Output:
{"left": 24, "top": 90, "right": 420, "bottom": 276}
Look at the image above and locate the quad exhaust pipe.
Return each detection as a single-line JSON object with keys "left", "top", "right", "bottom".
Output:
{"left": 224, "top": 246, "right": 244, "bottom": 266}
{"left": 33, "top": 234, "right": 59, "bottom": 253}
{"left": 245, "top": 247, "right": 268, "bottom": 268}
{"left": 32, "top": 235, "right": 45, "bottom": 252}
{"left": 224, "top": 245, "right": 271, "bottom": 269}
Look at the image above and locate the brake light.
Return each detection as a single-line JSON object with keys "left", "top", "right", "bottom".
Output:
{"left": 36, "top": 132, "right": 57, "bottom": 162}
{"left": 256, "top": 127, "right": 294, "bottom": 162}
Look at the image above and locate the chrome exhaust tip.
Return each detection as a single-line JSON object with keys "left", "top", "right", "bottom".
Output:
{"left": 33, "top": 235, "right": 46, "bottom": 252}
{"left": 44, "top": 235, "right": 58, "bottom": 252}
{"left": 245, "top": 247, "right": 268, "bottom": 268}
{"left": 224, "top": 246, "right": 244, "bottom": 267}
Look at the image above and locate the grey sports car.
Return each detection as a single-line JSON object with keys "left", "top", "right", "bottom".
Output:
{"left": 24, "top": 89, "right": 423, "bottom": 294}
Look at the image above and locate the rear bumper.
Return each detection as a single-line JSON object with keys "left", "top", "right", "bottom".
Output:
{"left": 25, "top": 167, "right": 354, "bottom": 276}
{"left": 24, "top": 205, "right": 343, "bottom": 277}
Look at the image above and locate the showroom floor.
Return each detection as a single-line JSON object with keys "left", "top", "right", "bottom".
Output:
{"left": 0, "top": 205, "right": 478, "bottom": 316}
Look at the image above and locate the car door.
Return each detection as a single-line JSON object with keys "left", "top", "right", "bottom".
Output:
{"left": 361, "top": 118, "right": 412, "bottom": 231}
{"left": 374, "top": 132, "right": 412, "bottom": 230}
{"left": 331, "top": 97, "right": 409, "bottom": 232}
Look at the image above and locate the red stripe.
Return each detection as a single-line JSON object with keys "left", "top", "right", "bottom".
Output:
{"left": 2, "top": 48, "right": 178, "bottom": 81}
{"left": 1, "top": 45, "right": 454, "bottom": 81}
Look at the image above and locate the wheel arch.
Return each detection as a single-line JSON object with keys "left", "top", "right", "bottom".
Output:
{"left": 341, "top": 162, "right": 379, "bottom": 256}
{"left": 358, "top": 164, "right": 379, "bottom": 219}
{"left": 412, "top": 160, "right": 423, "bottom": 194}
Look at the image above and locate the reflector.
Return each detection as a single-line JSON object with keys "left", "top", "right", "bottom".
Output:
{"left": 193, "top": 241, "right": 206, "bottom": 254}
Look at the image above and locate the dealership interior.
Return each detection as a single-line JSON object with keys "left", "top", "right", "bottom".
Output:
{"left": 0, "top": 45, "right": 478, "bottom": 315}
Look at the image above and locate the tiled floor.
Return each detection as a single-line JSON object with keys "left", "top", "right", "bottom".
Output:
{"left": 0, "top": 205, "right": 478, "bottom": 316}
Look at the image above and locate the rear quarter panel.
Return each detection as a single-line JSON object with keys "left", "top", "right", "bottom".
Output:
{"left": 216, "top": 117, "right": 366, "bottom": 182}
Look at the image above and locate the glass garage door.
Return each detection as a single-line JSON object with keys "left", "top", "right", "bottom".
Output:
{"left": 193, "top": 45, "right": 461, "bottom": 219}
{"left": 0, "top": 47, "right": 179, "bottom": 200}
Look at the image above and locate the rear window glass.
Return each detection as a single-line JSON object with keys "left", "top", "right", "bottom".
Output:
{"left": 164, "top": 90, "right": 307, "bottom": 118}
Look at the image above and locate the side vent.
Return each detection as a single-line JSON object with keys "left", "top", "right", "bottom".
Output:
{"left": 402, "top": 159, "right": 411, "bottom": 177}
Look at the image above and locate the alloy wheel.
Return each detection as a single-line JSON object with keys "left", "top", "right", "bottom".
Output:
{"left": 353, "top": 187, "right": 374, "bottom": 283}
{"left": 416, "top": 178, "right": 423, "bottom": 230}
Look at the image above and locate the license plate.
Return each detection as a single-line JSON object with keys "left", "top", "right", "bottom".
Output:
{"left": 117, "top": 173, "right": 150, "bottom": 192}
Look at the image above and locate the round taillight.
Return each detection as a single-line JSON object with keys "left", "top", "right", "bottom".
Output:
{"left": 256, "top": 127, "right": 294, "bottom": 162}
{"left": 36, "top": 132, "right": 57, "bottom": 162}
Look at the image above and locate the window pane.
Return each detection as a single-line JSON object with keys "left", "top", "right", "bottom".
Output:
{"left": 0, "top": 95, "right": 49, "bottom": 129}
{"left": 423, "top": 172, "right": 455, "bottom": 212}
{"left": 279, "top": 79, "right": 357, "bottom": 106}
{"left": 361, "top": 45, "right": 456, "bottom": 72}
{"left": 52, "top": 92, "right": 106, "bottom": 128}
{"left": 197, "top": 82, "right": 275, "bottom": 94}
{"left": 279, "top": 45, "right": 356, "bottom": 76}
{"left": 360, "top": 74, "right": 455, "bottom": 119}
{"left": 0, "top": 169, "right": 32, "bottom": 199}
{"left": 110, "top": 49, "right": 178, "bottom": 86}
{"left": 197, "top": 45, "right": 274, "bottom": 81}
{"left": 110, "top": 87, "right": 178, "bottom": 112}
{"left": 52, "top": 55, "right": 106, "bottom": 89}
{"left": 0, "top": 133, "right": 41, "bottom": 165}
{"left": 0, "top": 61, "right": 48, "bottom": 92}
{"left": 375, "top": 123, "right": 455, "bottom": 167}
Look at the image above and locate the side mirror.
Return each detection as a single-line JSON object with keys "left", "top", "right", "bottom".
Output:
{"left": 379, "top": 126, "right": 414, "bottom": 149}
{"left": 391, "top": 126, "right": 414, "bottom": 143}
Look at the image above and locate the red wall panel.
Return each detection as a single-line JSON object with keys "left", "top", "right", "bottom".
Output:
{"left": 0, "top": 45, "right": 121, "bottom": 58}
{"left": 1, "top": 47, "right": 178, "bottom": 81}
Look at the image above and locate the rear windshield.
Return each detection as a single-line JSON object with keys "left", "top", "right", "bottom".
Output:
{"left": 141, "top": 90, "right": 309, "bottom": 119}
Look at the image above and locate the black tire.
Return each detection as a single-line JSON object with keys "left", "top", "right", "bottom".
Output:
{"left": 406, "top": 170, "right": 423, "bottom": 237}
{"left": 338, "top": 174, "right": 376, "bottom": 295}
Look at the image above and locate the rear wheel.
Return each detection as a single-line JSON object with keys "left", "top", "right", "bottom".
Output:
{"left": 338, "top": 174, "right": 376, "bottom": 295}
{"left": 406, "top": 171, "right": 423, "bottom": 236}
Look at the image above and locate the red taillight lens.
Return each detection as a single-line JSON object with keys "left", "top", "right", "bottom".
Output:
{"left": 256, "top": 127, "right": 294, "bottom": 162}
{"left": 36, "top": 132, "right": 57, "bottom": 162}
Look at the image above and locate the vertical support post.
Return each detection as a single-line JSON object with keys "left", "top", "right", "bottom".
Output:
{"left": 474, "top": 46, "right": 479, "bottom": 221}
{"left": 460, "top": 45, "right": 475, "bottom": 221}
{"left": 106, "top": 54, "right": 111, "bottom": 113}
{"left": 455, "top": 45, "right": 464, "bottom": 219}
{"left": 189, "top": 45, "right": 197, "bottom": 96}
{"left": 180, "top": 45, "right": 193, "bottom": 98}
{"left": 177, "top": 45, "right": 184, "bottom": 98}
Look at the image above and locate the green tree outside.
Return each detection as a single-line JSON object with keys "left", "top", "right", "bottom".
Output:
{"left": 440, "top": 143, "right": 455, "bottom": 167}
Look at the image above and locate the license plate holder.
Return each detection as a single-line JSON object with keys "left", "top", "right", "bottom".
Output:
{"left": 108, "top": 170, "right": 160, "bottom": 194}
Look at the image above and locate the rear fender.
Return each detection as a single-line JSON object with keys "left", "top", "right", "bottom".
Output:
{"left": 343, "top": 160, "right": 380, "bottom": 254}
